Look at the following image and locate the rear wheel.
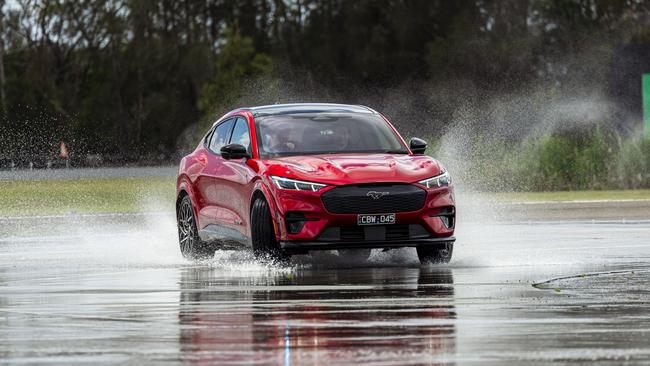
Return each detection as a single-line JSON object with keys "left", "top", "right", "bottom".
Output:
{"left": 177, "top": 195, "right": 214, "bottom": 260}
{"left": 417, "top": 243, "right": 453, "bottom": 264}
{"left": 251, "top": 197, "right": 289, "bottom": 263}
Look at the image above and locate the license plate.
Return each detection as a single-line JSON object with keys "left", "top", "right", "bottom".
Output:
{"left": 357, "top": 213, "right": 395, "bottom": 225}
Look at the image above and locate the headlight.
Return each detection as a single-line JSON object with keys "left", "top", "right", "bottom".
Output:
{"left": 418, "top": 171, "right": 451, "bottom": 188}
{"left": 270, "top": 176, "right": 328, "bottom": 192}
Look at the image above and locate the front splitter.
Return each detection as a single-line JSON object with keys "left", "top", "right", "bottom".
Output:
{"left": 280, "top": 236, "right": 455, "bottom": 253}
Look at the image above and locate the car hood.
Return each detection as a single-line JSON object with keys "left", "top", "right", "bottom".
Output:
{"left": 262, "top": 153, "right": 443, "bottom": 185}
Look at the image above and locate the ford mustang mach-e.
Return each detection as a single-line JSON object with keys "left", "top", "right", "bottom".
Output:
{"left": 176, "top": 103, "right": 455, "bottom": 264}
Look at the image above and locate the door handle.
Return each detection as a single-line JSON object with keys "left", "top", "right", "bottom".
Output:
{"left": 197, "top": 154, "right": 208, "bottom": 165}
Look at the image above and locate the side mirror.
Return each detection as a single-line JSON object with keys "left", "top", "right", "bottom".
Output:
{"left": 409, "top": 137, "right": 427, "bottom": 155}
{"left": 221, "top": 144, "right": 249, "bottom": 160}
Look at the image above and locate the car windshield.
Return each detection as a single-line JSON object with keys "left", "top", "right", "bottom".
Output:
{"left": 255, "top": 113, "right": 408, "bottom": 157}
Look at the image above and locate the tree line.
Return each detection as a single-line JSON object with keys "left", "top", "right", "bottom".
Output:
{"left": 0, "top": 0, "right": 648, "bottom": 164}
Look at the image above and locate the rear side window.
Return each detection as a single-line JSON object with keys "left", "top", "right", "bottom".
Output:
{"left": 208, "top": 119, "right": 234, "bottom": 154}
{"left": 229, "top": 117, "right": 251, "bottom": 153}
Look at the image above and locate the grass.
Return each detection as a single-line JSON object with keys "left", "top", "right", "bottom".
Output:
{"left": 0, "top": 177, "right": 176, "bottom": 215}
{"left": 1, "top": 176, "right": 650, "bottom": 216}
{"left": 489, "top": 189, "right": 650, "bottom": 202}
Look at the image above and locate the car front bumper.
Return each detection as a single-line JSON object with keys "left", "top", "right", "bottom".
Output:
{"left": 272, "top": 183, "right": 456, "bottom": 242}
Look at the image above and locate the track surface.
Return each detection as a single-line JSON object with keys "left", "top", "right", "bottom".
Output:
{"left": 1, "top": 208, "right": 650, "bottom": 365}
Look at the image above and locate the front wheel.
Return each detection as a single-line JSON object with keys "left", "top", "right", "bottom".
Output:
{"left": 417, "top": 243, "right": 453, "bottom": 264}
{"left": 251, "top": 197, "right": 290, "bottom": 264}
{"left": 177, "top": 195, "right": 214, "bottom": 260}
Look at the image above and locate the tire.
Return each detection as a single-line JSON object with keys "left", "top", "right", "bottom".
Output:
{"left": 251, "top": 197, "right": 289, "bottom": 263}
{"left": 417, "top": 242, "right": 453, "bottom": 264}
{"left": 338, "top": 248, "right": 372, "bottom": 262}
{"left": 177, "top": 195, "right": 214, "bottom": 260}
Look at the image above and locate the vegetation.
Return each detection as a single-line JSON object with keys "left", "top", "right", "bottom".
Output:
{"left": 0, "top": 0, "right": 649, "bottom": 164}
{"left": 433, "top": 127, "right": 650, "bottom": 191}
{"left": 0, "top": 1, "right": 648, "bottom": 192}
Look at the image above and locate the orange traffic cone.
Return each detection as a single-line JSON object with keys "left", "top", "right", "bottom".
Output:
{"left": 59, "top": 141, "right": 69, "bottom": 159}
{"left": 59, "top": 141, "right": 70, "bottom": 168}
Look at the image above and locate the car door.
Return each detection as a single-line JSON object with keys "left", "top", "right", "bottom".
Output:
{"left": 196, "top": 118, "right": 235, "bottom": 231}
{"left": 218, "top": 116, "right": 257, "bottom": 240}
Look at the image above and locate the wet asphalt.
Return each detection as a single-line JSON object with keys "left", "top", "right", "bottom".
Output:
{"left": 1, "top": 203, "right": 650, "bottom": 365}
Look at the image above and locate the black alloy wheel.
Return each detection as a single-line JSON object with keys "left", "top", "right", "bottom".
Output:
{"left": 177, "top": 195, "right": 213, "bottom": 260}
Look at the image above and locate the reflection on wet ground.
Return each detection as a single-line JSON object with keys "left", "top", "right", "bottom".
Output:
{"left": 1, "top": 213, "right": 650, "bottom": 365}
{"left": 178, "top": 267, "right": 456, "bottom": 365}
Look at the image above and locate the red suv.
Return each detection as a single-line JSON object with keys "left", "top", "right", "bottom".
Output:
{"left": 176, "top": 104, "right": 455, "bottom": 264}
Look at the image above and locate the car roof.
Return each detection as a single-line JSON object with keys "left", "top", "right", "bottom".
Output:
{"left": 242, "top": 103, "right": 377, "bottom": 117}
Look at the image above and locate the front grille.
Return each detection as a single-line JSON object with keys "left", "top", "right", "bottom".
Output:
{"left": 321, "top": 184, "right": 426, "bottom": 214}
{"left": 318, "top": 224, "right": 430, "bottom": 242}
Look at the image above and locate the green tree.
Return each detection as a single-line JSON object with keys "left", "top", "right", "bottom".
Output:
{"left": 198, "top": 27, "right": 271, "bottom": 114}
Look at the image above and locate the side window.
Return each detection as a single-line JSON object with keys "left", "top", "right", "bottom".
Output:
{"left": 209, "top": 119, "right": 235, "bottom": 154}
{"left": 229, "top": 117, "right": 251, "bottom": 153}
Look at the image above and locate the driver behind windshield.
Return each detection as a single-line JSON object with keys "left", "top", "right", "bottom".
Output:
{"left": 257, "top": 112, "right": 407, "bottom": 157}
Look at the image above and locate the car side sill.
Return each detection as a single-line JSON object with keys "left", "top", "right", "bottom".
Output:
{"left": 199, "top": 224, "right": 250, "bottom": 246}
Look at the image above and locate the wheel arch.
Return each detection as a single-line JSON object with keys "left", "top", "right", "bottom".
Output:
{"left": 176, "top": 174, "right": 198, "bottom": 218}
{"left": 176, "top": 189, "right": 189, "bottom": 215}
{"left": 250, "top": 181, "right": 281, "bottom": 240}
